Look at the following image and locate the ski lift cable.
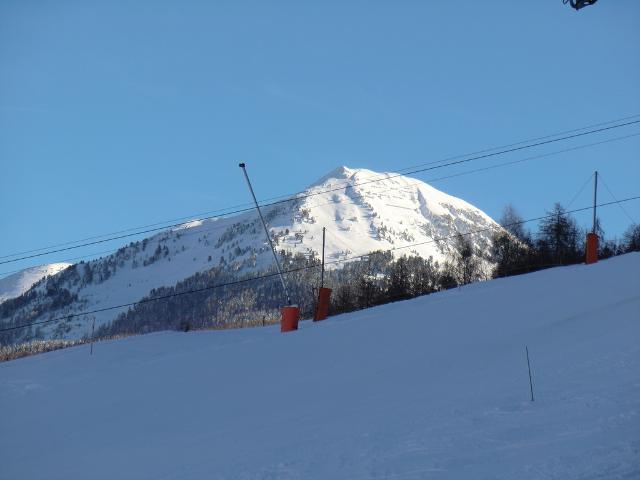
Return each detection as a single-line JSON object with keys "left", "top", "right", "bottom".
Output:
{"left": 1, "top": 114, "right": 638, "bottom": 263}
{"left": 3, "top": 117, "right": 640, "bottom": 268}
{"left": 2, "top": 195, "right": 638, "bottom": 335}
{"left": 1, "top": 130, "right": 639, "bottom": 276}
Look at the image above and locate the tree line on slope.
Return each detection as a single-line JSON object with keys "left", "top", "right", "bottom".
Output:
{"left": 98, "top": 201, "right": 639, "bottom": 337}
{"left": 490, "top": 203, "right": 640, "bottom": 278}
{"left": 2, "top": 202, "right": 639, "bottom": 348}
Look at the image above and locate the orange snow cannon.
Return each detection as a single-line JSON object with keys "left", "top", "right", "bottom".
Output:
{"left": 586, "top": 232, "right": 599, "bottom": 265}
{"left": 314, "top": 287, "right": 332, "bottom": 321}
{"left": 281, "top": 305, "right": 300, "bottom": 332}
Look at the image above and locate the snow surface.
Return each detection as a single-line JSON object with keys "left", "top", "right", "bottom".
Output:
{"left": 3, "top": 166, "right": 502, "bottom": 341}
{"left": 0, "top": 263, "right": 71, "bottom": 304}
{"left": 1, "top": 253, "right": 639, "bottom": 479}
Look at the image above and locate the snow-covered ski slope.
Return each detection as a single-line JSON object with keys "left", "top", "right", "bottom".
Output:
{"left": 1, "top": 254, "right": 638, "bottom": 480}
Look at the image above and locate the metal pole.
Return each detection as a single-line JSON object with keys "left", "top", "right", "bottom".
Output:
{"left": 238, "top": 163, "right": 291, "bottom": 305}
{"left": 526, "top": 346, "right": 534, "bottom": 402}
{"left": 592, "top": 170, "right": 598, "bottom": 234}
{"left": 90, "top": 318, "right": 95, "bottom": 356}
{"left": 321, "top": 226, "right": 326, "bottom": 289}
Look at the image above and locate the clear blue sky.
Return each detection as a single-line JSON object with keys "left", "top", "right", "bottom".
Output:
{"left": 1, "top": 0, "right": 639, "bottom": 276}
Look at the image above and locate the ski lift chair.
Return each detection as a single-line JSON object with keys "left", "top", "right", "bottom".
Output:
{"left": 563, "top": 0, "right": 598, "bottom": 10}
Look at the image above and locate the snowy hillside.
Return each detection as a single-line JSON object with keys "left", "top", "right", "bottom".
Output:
{"left": 0, "top": 263, "right": 71, "bottom": 304}
{"left": 1, "top": 166, "right": 501, "bottom": 342}
{"left": 278, "top": 166, "right": 498, "bottom": 265}
{"left": 1, "top": 254, "right": 638, "bottom": 480}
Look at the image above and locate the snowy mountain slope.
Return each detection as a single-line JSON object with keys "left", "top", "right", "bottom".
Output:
{"left": 280, "top": 166, "right": 498, "bottom": 264}
{"left": 1, "top": 166, "right": 502, "bottom": 342}
{"left": 0, "top": 263, "right": 71, "bottom": 304}
{"left": 1, "top": 254, "right": 638, "bottom": 480}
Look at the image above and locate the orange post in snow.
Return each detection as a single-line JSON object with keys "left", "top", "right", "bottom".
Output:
{"left": 281, "top": 306, "right": 300, "bottom": 332}
{"left": 314, "top": 287, "right": 332, "bottom": 321}
{"left": 586, "top": 233, "right": 599, "bottom": 265}
{"left": 313, "top": 227, "right": 332, "bottom": 321}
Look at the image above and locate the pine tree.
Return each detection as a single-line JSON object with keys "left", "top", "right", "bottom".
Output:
{"left": 450, "top": 233, "right": 482, "bottom": 285}
{"left": 387, "top": 256, "right": 411, "bottom": 301}
{"left": 500, "top": 204, "right": 528, "bottom": 241}
{"left": 406, "top": 256, "right": 439, "bottom": 296}
{"left": 491, "top": 206, "right": 534, "bottom": 277}
{"left": 623, "top": 223, "right": 640, "bottom": 252}
{"left": 538, "top": 203, "right": 581, "bottom": 265}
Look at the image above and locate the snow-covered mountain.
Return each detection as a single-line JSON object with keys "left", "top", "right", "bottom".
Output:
{"left": 0, "top": 263, "right": 71, "bottom": 304}
{"left": 0, "top": 166, "right": 502, "bottom": 343}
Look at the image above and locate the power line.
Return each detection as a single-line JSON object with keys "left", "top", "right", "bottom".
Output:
{"left": 2, "top": 119, "right": 639, "bottom": 268}
{"left": 2, "top": 195, "right": 638, "bottom": 335}
{"left": 0, "top": 248, "right": 121, "bottom": 278}
{"left": 388, "top": 113, "right": 640, "bottom": 175}
{"left": 1, "top": 130, "right": 638, "bottom": 277}
{"left": 308, "top": 120, "right": 640, "bottom": 203}
{"left": 0, "top": 195, "right": 316, "bottom": 262}
{"left": 0, "top": 269, "right": 297, "bottom": 334}
{"left": 0, "top": 203, "right": 258, "bottom": 261}
{"left": 7, "top": 122, "right": 640, "bottom": 268}
{"left": 416, "top": 133, "right": 640, "bottom": 193}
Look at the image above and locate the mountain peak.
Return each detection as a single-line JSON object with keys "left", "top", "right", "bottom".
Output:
{"left": 2, "top": 164, "right": 502, "bottom": 343}
{"left": 309, "top": 165, "right": 358, "bottom": 188}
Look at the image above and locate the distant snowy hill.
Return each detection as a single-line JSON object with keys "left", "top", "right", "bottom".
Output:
{"left": 0, "top": 263, "right": 71, "bottom": 304}
{"left": 1, "top": 254, "right": 638, "bottom": 480}
{"left": 0, "top": 166, "right": 502, "bottom": 343}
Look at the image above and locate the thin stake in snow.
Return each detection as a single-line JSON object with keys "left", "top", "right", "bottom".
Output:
{"left": 320, "top": 226, "right": 326, "bottom": 288}
{"left": 592, "top": 171, "right": 598, "bottom": 234}
{"left": 90, "top": 318, "right": 95, "bottom": 356}
{"left": 526, "top": 346, "right": 534, "bottom": 402}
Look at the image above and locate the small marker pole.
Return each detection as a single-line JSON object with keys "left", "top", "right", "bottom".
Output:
{"left": 585, "top": 171, "right": 600, "bottom": 264}
{"left": 321, "top": 226, "right": 326, "bottom": 289}
{"left": 592, "top": 171, "right": 598, "bottom": 234}
{"left": 526, "top": 346, "right": 534, "bottom": 402}
{"left": 90, "top": 318, "right": 96, "bottom": 356}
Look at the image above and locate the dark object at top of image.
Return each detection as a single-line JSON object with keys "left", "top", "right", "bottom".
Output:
{"left": 564, "top": 0, "right": 598, "bottom": 11}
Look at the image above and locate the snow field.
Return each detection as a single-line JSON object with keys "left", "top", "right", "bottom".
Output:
{"left": 0, "top": 253, "right": 638, "bottom": 479}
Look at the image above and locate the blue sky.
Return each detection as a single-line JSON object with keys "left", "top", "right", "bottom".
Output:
{"left": 1, "top": 0, "right": 639, "bottom": 275}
